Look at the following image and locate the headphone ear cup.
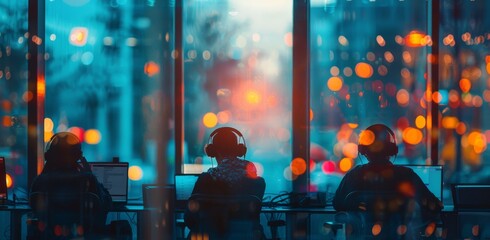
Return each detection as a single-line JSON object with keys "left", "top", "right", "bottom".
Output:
{"left": 205, "top": 144, "right": 217, "bottom": 158}
{"left": 235, "top": 143, "right": 247, "bottom": 157}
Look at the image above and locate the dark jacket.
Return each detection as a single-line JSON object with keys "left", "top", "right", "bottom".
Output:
{"left": 333, "top": 162, "right": 443, "bottom": 219}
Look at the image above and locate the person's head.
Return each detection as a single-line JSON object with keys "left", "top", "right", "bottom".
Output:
{"left": 358, "top": 124, "right": 398, "bottom": 164}
{"left": 204, "top": 127, "right": 247, "bottom": 160}
{"left": 43, "top": 132, "right": 83, "bottom": 172}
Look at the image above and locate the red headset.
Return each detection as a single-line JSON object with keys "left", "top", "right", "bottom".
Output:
{"left": 358, "top": 124, "right": 398, "bottom": 157}
{"left": 204, "top": 127, "right": 247, "bottom": 158}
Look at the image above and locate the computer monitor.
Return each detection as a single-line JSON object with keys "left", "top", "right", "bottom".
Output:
{"left": 404, "top": 165, "right": 443, "bottom": 201}
{"left": 90, "top": 162, "right": 129, "bottom": 204}
{"left": 0, "top": 157, "right": 7, "bottom": 201}
{"left": 174, "top": 174, "right": 200, "bottom": 209}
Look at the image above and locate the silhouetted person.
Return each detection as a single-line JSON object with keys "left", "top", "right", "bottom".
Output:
{"left": 333, "top": 124, "right": 443, "bottom": 238}
{"left": 29, "top": 132, "right": 112, "bottom": 239}
{"left": 184, "top": 127, "right": 266, "bottom": 240}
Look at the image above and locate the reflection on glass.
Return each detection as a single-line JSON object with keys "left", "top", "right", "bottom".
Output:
{"left": 0, "top": 1, "right": 29, "bottom": 195}
{"left": 310, "top": 1, "right": 430, "bottom": 196}
{"left": 183, "top": 0, "right": 293, "bottom": 195}
{"left": 44, "top": 1, "right": 175, "bottom": 198}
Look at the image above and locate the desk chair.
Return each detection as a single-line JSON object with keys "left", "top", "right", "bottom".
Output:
{"left": 141, "top": 184, "right": 176, "bottom": 239}
{"left": 28, "top": 191, "right": 104, "bottom": 239}
{"left": 324, "top": 191, "right": 422, "bottom": 240}
{"left": 185, "top": 193, "right": 265, "bottom": 240}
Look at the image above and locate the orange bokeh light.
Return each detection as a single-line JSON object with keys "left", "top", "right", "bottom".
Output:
{"left": 291, "top": 158, "right": 307, "bottom": 175}
{"left": 405, "top": 30, "right": 425, "bottom": 47}
{"left": 327, "top": 76, "right": 343, "bottom": 91}
{"left": 144, "top": 61, "right": 160, "bottom": 77}
{"left": 339, "top": 158, "right": 353, "bottom": 172}
{"left": 359, "top": 130, "right": 375, "bottom": 146}
{"left": 355, "top": 62, "right": 374, "bottom": 79}
{"left": 84, "top": 129, "right": 102, "bottom": 145}
{"left": 402, "top": 127, "right": 423, "bottom": 145}
{"left": 6, "top": 173, "right": 13, "bottom": 188}
{"left": 459, "top": 78, "right": 471, "bottom": 93}
{"left": 128, "top": 165, "right": 143, "bottom": 181}
{"left": 202, "top": 112, "right": 218, "bottom": 128}
{"left": 396, "top": 89, "right": 410, "bottom": 107}
{"left": 442, "top": 116, "right": 459, "bottom": 129}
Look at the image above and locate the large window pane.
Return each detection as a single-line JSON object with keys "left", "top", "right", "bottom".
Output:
{"left": 310, "top": 1, "right": 430, "bottom": 198}
{"left": 44, "top": 0, "right": 174, "bottom": 200}
{"left": 439, "top": 0, "right": 490, "bottom": 186}
{"left": 0, "top": 0, "right": 29, "bottom": 199}
{"left": 183, "top": 0, "right": 293, "bottom": 195}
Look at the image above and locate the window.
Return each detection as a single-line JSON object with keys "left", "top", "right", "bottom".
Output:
{"left": 183, "top": 0, "right": 293, "bottom": 195}
{"left": 0, "top": 0, "right": 29, "bottom": 199}
{"left": 44, "top": 0, "right": 175, "bottom": 199}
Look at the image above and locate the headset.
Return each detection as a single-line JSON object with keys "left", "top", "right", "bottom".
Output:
{"left": 204, "top": 127, "right": 247, "bottom": 158}
{"left": 358, "top": 124, "right": 398, "bottom": 158}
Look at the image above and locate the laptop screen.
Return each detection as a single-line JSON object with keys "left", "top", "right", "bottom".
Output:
{"left": 0, "top": 157, "right": 7, "bottom": 200}
{"left": 90, "top": 162, "right": 129, "bottom": 203}
{"left": 404, "top": 165, "right": 443, "bottom": 201}
{"left": 175, "top": 174, "right": 199, "bottom": 201}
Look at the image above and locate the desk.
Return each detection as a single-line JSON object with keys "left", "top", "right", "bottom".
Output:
{"left": 0, "top": 203, "right": 32, "bottom": 240}
{"left": 1, "top": 203, "right": 151, "bottom": 240}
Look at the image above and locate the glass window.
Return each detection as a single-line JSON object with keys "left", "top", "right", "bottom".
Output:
{"left": 0, "top": 0, "right": 29, "bottom": 199}
{"left": 439, "top": 1, "right": 490, "bottom": 186}
{"left": 310, "top": 1, "right": 431, "bottom": 198}
{"left": 183, "top": 0, "right": 293, "bottom": 195}
{"left": 44, "top": 0, "right": 175, "bottom": 199}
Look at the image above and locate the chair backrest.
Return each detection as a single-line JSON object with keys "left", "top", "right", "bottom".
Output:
{"left": 29, "top": 173, "right": 104, "bottom": 238}
{"left": 340, "top": 191, "right": 417, "bottom": 239}
{"left": 187, "top": 193, "right": 263, "bottom": 239}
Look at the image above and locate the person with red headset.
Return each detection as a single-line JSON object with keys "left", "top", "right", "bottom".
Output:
{"left": 184, "top": 127, "right": 266, "bottom": 239}
{"left": 332, "top": 124, "right": 443, "bottom": 238}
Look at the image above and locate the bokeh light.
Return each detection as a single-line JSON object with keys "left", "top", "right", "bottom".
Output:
{"left": 245, "top": 90, "right": 261, "bottom": 105}
{"left": 6, "top": 173, "right": 13, "bottom": 188}
{"left": 68, "top": 127, "right": 84, "bottom": 142}
{"left": 202, "top": 112, "right": 218, "bottom": 128}
{"left": 321, "top": 161, "right": 336, "bottom": 174}
{"left": 359, "top": 130, "right": 375, "bottom": 146}
{"left": 402, "top": 127, "right": 423, "bottom": 145}
{"left": 44, "top": 118, "right": 54, "bottom": 132}
{"left": 128, "top": 165, "right": 143, "bottom": 181}
{"left": 415, "top": 115, "right": 426, "bottom": 129}
{"left": 69, "top": 27, "right": 88, "bottom": 46}
{"left": 355, "top": 62, "right": 374, "bottom": 79}
{"left": 84, "top": 129, "right": 102, "bottom": 145}
{"left": 327, "top": 76, "right": 343, "bottom": 91}
{"left": 339, "top": 158, "right": 353, "bottom": 172}
{"left": 291, "top": 158, "right": 307, "bottom": 175}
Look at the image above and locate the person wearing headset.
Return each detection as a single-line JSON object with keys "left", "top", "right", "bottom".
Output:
{"left": 332, "top": 124, "right": 443, "bottom": 237}
{"left": 184, "top": 127, "right": 266, "bottom": 239}
{"left": 29, "top": 132, "right": 112, "bottom": 237}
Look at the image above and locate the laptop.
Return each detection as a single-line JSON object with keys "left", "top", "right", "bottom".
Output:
{"left": 90, "top": 162, "right": 129, "bottom": 206}
{"left": 403, "top": 165, "right": 443, "bottom": 201}
{"left": 452, "top": 184, "right": 490, "bottom": 211}
{"left": 174, "top": 174, "right": 200, "bottom": 209}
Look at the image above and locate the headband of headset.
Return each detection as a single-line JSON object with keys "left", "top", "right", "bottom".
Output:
{"left": 358, "top": 124, "right": 398, "bottom": 158}
{"left": 204, "top": 127, "right": 247, "bottom": 158}
{"left": 44, "top": 132, "right": 83, "bottom": 161}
